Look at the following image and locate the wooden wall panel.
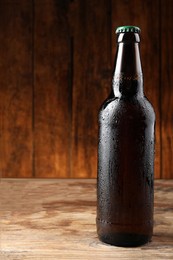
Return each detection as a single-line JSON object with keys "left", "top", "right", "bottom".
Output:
{"left": 0, "top": 0, "right": 173, "bottom": 178}
{"left": 0, "top": 1, "right": 33, "bottom": 177}
{"left": 34, "top": 0, "right": 71, "bottom": 177}
{"left": 70, "top": 0, "right": 112, "bottom": 177}
{"left": 161, "top": 0, "right": 173, "bottom": 178}
{"left": 111, "top": 0, "right": 161, "bottom": 178}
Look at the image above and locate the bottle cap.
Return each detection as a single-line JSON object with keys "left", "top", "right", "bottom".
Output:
{"left": 116, "top": 26, "right": 141, "bottom": 34}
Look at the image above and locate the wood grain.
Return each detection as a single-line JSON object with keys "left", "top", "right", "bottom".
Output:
{"left": 161, "top": 0, "right": 173, "bottom": 178}
{"left": 0, "top": 0, "right": 173, "bottom": 179}
{"left": 34, "top": 0, "right": 71, "bottom": 177}
{"left": 71, "top": 0, "right": 112, "bottom": 178}
{"left": 111, "top": 0, "right": 161, "bottom": 178}
{"left": 0, "top": 1, "right": 33, "bottom": 177}
{"left": 1, "top": 179, "right": 173, "bottom": 259}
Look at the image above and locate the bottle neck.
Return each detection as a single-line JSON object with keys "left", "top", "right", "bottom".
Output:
{"left": 113, "top": 36, "right": 143, "bottom": 98}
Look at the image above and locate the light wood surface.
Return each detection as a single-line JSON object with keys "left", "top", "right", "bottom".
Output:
{"left": 1, "top": 179, "right": 173, "bottom": 259}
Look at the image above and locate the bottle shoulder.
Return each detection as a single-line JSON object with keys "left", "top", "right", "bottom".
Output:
{"left": 99, "top": 96, "right": 155, "bottom": 123}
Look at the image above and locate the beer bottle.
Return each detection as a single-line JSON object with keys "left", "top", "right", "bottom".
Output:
{"left": 97, "top": 26, "right": 155, "bottom": 247}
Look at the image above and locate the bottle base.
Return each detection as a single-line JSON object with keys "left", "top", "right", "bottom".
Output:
{"left": 98, "top": 232, "right": 151, "bottom": 247}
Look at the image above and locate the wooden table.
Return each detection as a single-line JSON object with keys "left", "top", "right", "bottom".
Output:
{"left": 1, "top": 179, "right": 173, "bottom": 259}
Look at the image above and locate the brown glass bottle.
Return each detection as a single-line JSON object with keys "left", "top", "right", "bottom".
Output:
{"left": 97, "top": 26, "right": 155, "bottom": 247}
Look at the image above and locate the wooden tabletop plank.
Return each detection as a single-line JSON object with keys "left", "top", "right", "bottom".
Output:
{"left": 1, "top": 179, "right": 173, "bottom": 259}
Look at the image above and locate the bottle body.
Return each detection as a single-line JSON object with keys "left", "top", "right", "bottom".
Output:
{"left": 97, "top": 26, "right": 155, "bottom": 247}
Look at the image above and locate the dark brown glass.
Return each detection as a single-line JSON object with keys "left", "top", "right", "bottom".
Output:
{"left": 97, "top": 31, "right": 155, "bottom": 247}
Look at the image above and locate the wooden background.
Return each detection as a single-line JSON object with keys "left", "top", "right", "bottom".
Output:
{"left": 0, "top": 0, "right": 173, "bottom": 179}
